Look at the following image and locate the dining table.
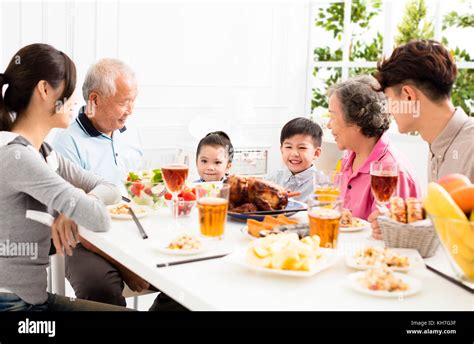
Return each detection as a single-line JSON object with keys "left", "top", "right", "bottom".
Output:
{"left": 76, "top": 205, "right": 473, "bottom": 311}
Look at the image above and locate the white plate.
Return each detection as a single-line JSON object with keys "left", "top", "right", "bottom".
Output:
{"left": 107, "top": 204, "right": 150, "bottom": 220}
{"left": 224, "top": 248, "right": 338, "bottom": 278}
{"left": 156, "top": 245, "right": 205, "bottom": 256}
{"left": 339, "top": 218, "right": 370, "bottom": 232}
{"left": 345, "top": 247, "right": 424, "bottom": 273}
{"left": 347, "top": 271, "right": 422, "bottom": 298}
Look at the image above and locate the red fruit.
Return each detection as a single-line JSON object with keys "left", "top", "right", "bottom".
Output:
{"left": 131, "top": 184, "right": 141, "bottom": 197}
{"left": 164, "top": 193, "right": 172, "bottom": 200}
{"left": 127, "top": 176, "right": 131, "bottom": 181}
{"left": 132, "top": 181, "right": 145, "bottom": 191}
{"left": 181, "top": 191, "right": 196, "bottom": 201}
{"left": 144, "top": 187, "right": 152, "bottom": 195}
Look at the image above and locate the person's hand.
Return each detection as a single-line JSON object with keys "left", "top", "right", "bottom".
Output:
{"left": 119, "top": 267, "right": 150, "bottom": 292}
{"left": 51, "top": 214, "right": 78, "bottom": 256}
{"left": 368, "top": 210, "right": 383, "bottom": 240}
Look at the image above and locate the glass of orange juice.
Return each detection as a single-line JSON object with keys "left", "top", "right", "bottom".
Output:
{"left": 313, "top": 170, "right": 342, "bottom": 202}
{"left": 307, "top": 195, "right": 342, "bottom": 249}
{"left": 196, "top": 184, "right": 230, "bottom": 239}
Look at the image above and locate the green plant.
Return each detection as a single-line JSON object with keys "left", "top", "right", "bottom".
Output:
{"left": 394, "top": 0, "right": 434, "bottom": 46}
{"left": 312, "top": 0, "right": 474, "bottom": 116}
{"left": 443, "top": 11, "right": 474, "bottom": 29}
{"left": 395, "top": 0, "right": 473, "bottom": 116}
{"left": 312, "top": 0, "right": 382, "bottom": 110}
{"left": 442, "top": 10, "right": 474, "bottom": 116}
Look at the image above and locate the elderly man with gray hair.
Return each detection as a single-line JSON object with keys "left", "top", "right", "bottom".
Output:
{"left": 52, "top": 58, "right": 186, "bottom": 311}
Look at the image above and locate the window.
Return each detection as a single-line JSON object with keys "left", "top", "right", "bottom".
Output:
{"left": 307, "top": 0, "right": 474, "bottom": 119}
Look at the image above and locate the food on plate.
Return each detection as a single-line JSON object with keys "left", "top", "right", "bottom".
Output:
{"left": 227, "top": 175, "right": 288, "bottom": 212}
{"left": 231, "top": 203, "right": 258, "bottom": 213}
{"left": 166, "top": 235, "right": 202, "bottom": 250}
{"left": 246, "top": 215, "right": 300, "bottom": 238}
{"left": 246, "top": 233, "right": 322, "bottom": 271}
{"left": 340, "top": 209, "right": 366, "bottom": 228}
{"left": 276, "top": 214, "right": 299, "bottom": 225}
{"left": 263, "top": 215, "right": 287, "bottom": 227}
{"left": 357, "top": 268, "right": 409, "bottom": 292}
{"left": 261, "top": 223, "right": 310, "bottom": 239}
{"left": 423, "top": 181, "right": 474, "bottom": 281}
{"left": 108, "top": 203, "right": 145, "bottom": 216}
{"left": 247, "top": 219, "right": 274, "bottom": 238}
{"left": 353, "top": 247, "right": 410, "bottom": 269}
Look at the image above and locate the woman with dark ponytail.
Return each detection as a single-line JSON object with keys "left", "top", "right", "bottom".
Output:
{"left": 0, "top": 44, "right": 131, "bottom": 311}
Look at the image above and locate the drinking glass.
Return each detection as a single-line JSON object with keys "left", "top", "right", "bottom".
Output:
{"left": 370, "top": 161, "right": 399, "bottom": 213}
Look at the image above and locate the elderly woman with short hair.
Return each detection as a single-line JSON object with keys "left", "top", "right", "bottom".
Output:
{"left": 327, "top": 76, "right": 421, "bottom": 237}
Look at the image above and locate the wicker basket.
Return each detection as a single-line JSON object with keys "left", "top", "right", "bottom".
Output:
{"left": 377, "top": 216, "right": 440, "bottom": 258}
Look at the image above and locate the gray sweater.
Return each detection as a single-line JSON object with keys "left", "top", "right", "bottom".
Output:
{"left": 0, "top": 133, "right": 121, "bottom": 305}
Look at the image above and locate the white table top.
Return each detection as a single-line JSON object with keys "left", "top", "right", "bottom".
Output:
{"left": 79, "top": 207, "right": 473, "bottom": 311}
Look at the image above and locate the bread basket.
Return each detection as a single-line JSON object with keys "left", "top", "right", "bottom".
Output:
{"left": 377, "top": 216, "right": 440, "bottom": 258}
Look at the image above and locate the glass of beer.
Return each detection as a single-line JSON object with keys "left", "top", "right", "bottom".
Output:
{"left": 196, "top": 184, "right": 230, "bottom": 239}
{"left": 308, "top": 195, "right": 342, "bottom": 249}
{"left": 162, "top": 164, "right": 189, "bottom": 218}
{"left": 370, "top": 161, "right": 398, "bottom": 213}
{"left": 313, "top": 170, "right": 342, "bottom": 202}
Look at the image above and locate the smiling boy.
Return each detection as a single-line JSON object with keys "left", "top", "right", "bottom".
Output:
{"left": 266, "top": 117, "right": 323, "bottom": 202}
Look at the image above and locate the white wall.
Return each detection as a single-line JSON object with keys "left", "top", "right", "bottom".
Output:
{"left": 0, "top": 0, "right": 312, "bottom": 179}
{"left": 0, "top": 0, "right": 429, "bottom": 188}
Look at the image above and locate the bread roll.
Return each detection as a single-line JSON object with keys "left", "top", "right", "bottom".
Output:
{"left": 389, "top": 197, "right": 407, "bottom": 223}
{"left": 406, "top": 197, "right": 423, "bottom": 223}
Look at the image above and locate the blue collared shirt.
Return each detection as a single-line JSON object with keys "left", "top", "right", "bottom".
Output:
{"left": 266, "top": 165, "right": 319, "bottom": 203}
{"left": 51, "top": 107, "right": 143, "bottom": 190}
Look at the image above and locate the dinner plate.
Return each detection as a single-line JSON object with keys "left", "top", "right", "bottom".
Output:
{"left": 344, "top": 247, "right": 424, "bottom": 272}
{"left": 156, "top": 245, "right": 205, "bottom": 256}
{"left": 227, "top": 199, "right": 307, "bottom": 222}
{"left": 224, "top": 248, "right": 338, "bottom": 278}
{"left": 339, "top": 218, "right": 370, "bottom": 232}
{"left": 107, "top": 204, "right": 150, "bottom": 220}
{"left": 346, "top": 271, "right": 422, "bottom": 298}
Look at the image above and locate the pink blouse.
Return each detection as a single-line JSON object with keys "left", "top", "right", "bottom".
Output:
{"left": 340, "top": 133, "right": 421, "bottom": 220}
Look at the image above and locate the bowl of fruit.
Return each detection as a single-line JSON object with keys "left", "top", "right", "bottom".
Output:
{"left": 124, "top": 169, "right": 166, "bottom": 209}
{"left": 423, "top": 174, "right": 474, "bottom": 285}
{"left": 164, "top": 187, "right": 197, "bottom": 217}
